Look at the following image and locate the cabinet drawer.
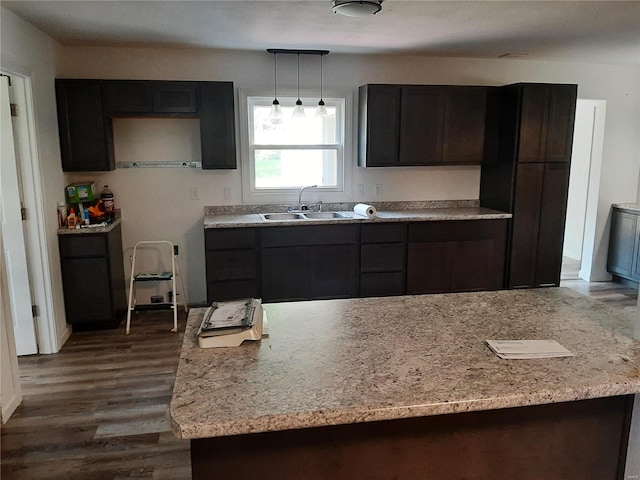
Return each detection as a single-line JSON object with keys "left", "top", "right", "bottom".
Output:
{"left": 206, "top": 228, "right": 256, "bottom": 250}
{"left": 207, "top": 280, "right": 258, "bottom": 303}
{"left": 360, "top": 272, "right": 405, "bottom": 297}
{"left": 59, "top": 235, "right": 107, "bottom": 258}
{"left": 206, "top": 250, "right": 257, "bottom": 281}
{"left": 408, "top": 219, "right": 506, "bottom": 242}
{"left": 261, "top": 225, "right": 358, "bottom": 247}
{"left": 361, "top": 223, "right": 406, "bottom": 244}
{"left": 361, "top": 244, "right": 405, "bottom": 272}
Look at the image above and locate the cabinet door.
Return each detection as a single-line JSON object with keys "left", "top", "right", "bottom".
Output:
{"left": 359, "top": 85, "right": 402, "bottom": 166}
{"left": 61, "top": 257, "right": 112, "bottom": 323}
{"left": 105, "top": 81, "right": 153, "bottom": 114}
{"left": 632, "top": 220, "right": 640, "bottom": 282}
{"left": 442, "top": 87, "right": 487, "bottom": 165}
{"left": 517, "top": 86, "right": 549, "bottom": 164}
{"left": 544, "top": 85, "right": 577, "bottom": 163}
{"left": 509, "top": 163, "right": 544, "bottom": 288}
{"left": 398, "top": 86, "right": 443, "bottom": 165}
{"left": 607, "top": 210, "right": 638, "bottom": 279}
{"left": 200, "top": 82, "right": 236, "bottom": 169}
{"left": 56, "top": 80, "right": 114, "bottom": 171}
{"left": 407, "top": 242, "right": 451, "bottom": 294}
{"left": 153, "top": 82, "right": 197, "bottom": 113}
{"left": 310, "top": 245, "right": 359, "bottom": 299}
{"left": 535, "top": 162, "right": 571, "bottom": 286}
{"left": 262, "top": 246, "right": 309, "bottom": 302}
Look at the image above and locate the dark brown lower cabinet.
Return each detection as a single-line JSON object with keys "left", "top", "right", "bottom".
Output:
{"left": 407, "top": 220, "right": 507, "bottom": 294}
{"left": 509, "top": 162, "right": 570, "bottom": 288}
{"left": 58, "top": 224, "right": 126, "bottom": 329}
{"left": 205, "top": 228, "right": 259, "bottom": 303}
{"left": 261, "top": 225, "right": 359, "bottom": 303}
{"left": 360, "top": 223, "right": 407, "bottom": 297}
{"left": 191, "top": 395, "right": 634, "bottom": 480}
{"left": 607, "top": 207, "right": 640, "bottom": 285}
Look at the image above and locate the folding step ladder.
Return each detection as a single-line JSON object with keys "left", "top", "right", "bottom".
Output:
{"left": 126, "top": 241, "right": 188, "bottom": 334}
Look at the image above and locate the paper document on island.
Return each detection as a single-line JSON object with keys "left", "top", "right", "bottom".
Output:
{"left": 486, "top": 339, "right": 574, "bottom": 359}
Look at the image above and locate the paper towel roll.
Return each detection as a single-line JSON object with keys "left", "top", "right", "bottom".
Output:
{"left": 354, "top": 203, "right": 377, "bottom": 218}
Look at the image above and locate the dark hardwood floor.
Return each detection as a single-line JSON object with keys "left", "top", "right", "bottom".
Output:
{"left": 1, "top": 310, "right": 191, "bottom": 480}
{"left": 1, "top": 283, "right": 637, "bottom": 480}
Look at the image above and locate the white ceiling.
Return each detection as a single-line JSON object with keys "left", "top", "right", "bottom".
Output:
{"left": 3, "top": 1, "right": 640, "bottom": 65}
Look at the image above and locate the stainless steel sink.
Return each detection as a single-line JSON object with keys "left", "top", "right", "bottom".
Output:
{"left": 260, "top": 213, "right": 305, "bottom": 221}
{"left": 259, "top": 211, "right": 350, "bottom": 221}
{"left": 303, "top": 212, "right": 349, "bottom": 219}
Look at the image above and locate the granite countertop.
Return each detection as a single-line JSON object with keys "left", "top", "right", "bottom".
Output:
{"left": 57, "top": 217, "right": 121, "bottom": 235}
{"left": 613, "top": 203, "right": 640, "bottom": 214}
{"left": 204, "top": 204, "right": 512, "bottom": 229}
{"left": 170, "top": 288, "right": 640, "bottom": 440}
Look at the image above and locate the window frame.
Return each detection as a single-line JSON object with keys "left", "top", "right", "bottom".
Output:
{"left": 239, "top": 89, "right": 353, "bottom": 205}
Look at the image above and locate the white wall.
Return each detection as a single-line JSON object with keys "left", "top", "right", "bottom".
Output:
{"left": 0, "top": 7, "right": 70, "bottom": 350}
{"left": 56, "top": 46, "right": 640, "bottom": 303}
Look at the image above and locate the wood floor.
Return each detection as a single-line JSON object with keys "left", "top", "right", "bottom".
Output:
{"left": 1, "top": 283, "right": 637, "bottom": 480}
{"left": 1, "top": 310, "right": 191, "bottom": 480}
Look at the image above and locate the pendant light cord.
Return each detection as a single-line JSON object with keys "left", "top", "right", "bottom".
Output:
{"left": 274, "top": 53, "right": 278, "bottom": 100}
{"left": 297, "top": 53, "right": 301, "bottom": 101}
{"left": 320, "top": 54, "right": 324, "bottom": 101}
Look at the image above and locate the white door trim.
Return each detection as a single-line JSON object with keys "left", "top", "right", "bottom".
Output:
{"left": 1, "top": 67, "right": 62, "bottom": 353}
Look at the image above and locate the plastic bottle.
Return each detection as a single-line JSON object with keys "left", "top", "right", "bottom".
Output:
{"left": 57, "top": 201, "right": 67, "bottom": 228}
{"left": 67, "top": 208, "right": 77, "bottom": 228}
{"left": 101, "top": 185, "right": 115, "bottom": 219}
{"left": 84, "top": 207, "right": 90, "bottom": 225}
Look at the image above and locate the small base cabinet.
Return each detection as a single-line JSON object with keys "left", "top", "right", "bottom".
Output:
{"left": 205, "top": 228, "right": 259, "bottom": 303}
{"left": 607, "top": 207, "right": 640, "bottom": 285}
{"left": 407, "top": 220, "right": 508, "bottom": 294}
{"left": 360, "top": 223, "right": 407, "bottom": 297}
{"left": 58, "top": 224, "right": 126, "bottom": 330}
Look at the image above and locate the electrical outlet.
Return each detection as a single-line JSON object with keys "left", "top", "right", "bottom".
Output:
{"left": 191, "top": 187, "right": 199, "bottom": 200}
{"left": 375, "top": 184, "right": 383, "bottom": 197}
{"left": 224, "top": 187, "right": 232, "bottom": 200}
{"left": 357, "top": 184, "right": 364, "bottom": 196}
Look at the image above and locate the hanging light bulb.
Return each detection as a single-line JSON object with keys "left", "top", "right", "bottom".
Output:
{"left": 270, "top": 52, "right": 283, "bottom": 118}
{"left": 292, "top": 54, "right": 305, "bottom": 117}
{"left": 316, "top": 53, "right": 328, "bottom": 117}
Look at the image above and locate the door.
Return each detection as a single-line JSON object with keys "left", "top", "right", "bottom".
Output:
{"left": 398, "top": 86, "right": 443, "bottom": 165}
{"left": 361, "top": 85, "right": 401, "bottom": 166}
{"left": 442, "top": 87, "right": 488, "bottom": 165}
{"left": 535, "top": 162, "right": 571, "bottom": 286}
{"left": 0, "top": 76, "right": 37, "bottom": 355}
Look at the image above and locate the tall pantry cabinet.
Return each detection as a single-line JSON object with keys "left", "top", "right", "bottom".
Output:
{"left": 480, "top": 83, "right": 577, "bottom": 288}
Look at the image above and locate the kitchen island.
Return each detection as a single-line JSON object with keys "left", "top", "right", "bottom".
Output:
{"left": 170, "top": 288, "right": 640, "bottom": 479}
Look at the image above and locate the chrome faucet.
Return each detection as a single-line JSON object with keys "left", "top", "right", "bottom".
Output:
{"left": 295, "top": 184, "right": 317, "bottom": 211}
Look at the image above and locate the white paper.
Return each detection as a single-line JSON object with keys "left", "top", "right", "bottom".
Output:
{"left": 354, "top": 203, "right": 377, "bottom": 218}
{"left": 486, "top": 339, "right": 574, "bottom": 359}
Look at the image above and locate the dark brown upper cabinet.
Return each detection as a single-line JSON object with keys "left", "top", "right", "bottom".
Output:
{"left": 359, "top": 84, "right": 493, "bottom": 167}
{"left": 105, "top": 80, "right": 197, "bottom": 115}
{"left": 55, "top": 80, "right": 115, "bottom": 172}
{"left": 56, "top": 79, "right": 236, "bottom": 171}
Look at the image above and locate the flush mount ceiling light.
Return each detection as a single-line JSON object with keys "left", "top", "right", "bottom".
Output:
{"left": 332, "top": 0, "right": 382, "bottom": 17}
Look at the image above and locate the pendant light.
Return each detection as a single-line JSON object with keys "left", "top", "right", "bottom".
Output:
{"left": 316, "top": 53, "right": 328, "bottom": 117}
{"left": 292, "top": 53, "right": 305, "bottom": 117}
{"left": 269, "top": 52, "right": 283, "bottom": 118}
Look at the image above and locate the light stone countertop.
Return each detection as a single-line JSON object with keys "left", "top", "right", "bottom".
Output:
{"left": 170, "top": 288, "right": 640, "bottom": 440}
{"left": 204, "top": 207, "right": 512, "bottom": 229}
{"left": 57, "top": 217, "right": 121, "bottom": 235}
{"left": 613, "top": 203, "right": 640, "bottom": 214}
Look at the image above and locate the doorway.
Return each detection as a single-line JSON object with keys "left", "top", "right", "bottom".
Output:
{"left": 562, "top": 99, "right": 607, "bottom": 281}
{"left": 0, "top": 70, "right": 57, "bottom": 355}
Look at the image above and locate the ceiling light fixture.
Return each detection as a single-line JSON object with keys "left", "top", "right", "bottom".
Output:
{"left": 267, "top": 49, "right": 330, "bottom": 118}
{"left": 270, "top": 52, "right": 283, "bottom": 118}
{"left": 293, "top": 54, "right": 305, "bottom": 117}
{"left": 316, "top": 53, "right": 328, "bottom": 117}
{"left": 332, "top": 0, "right": 382, "bottom": 17}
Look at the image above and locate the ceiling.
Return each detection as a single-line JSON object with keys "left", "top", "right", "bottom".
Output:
{"left": 3, "top": 1, "right": 640, "bottom": 65}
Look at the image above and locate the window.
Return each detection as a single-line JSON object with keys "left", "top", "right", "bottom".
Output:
{"left": 244, "top": 96, "right": 345, "bottom": 198}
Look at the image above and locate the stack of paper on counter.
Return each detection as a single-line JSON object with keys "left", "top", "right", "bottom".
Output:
{"left": 486, "top": 339, "right": 574, "bottom": 359}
